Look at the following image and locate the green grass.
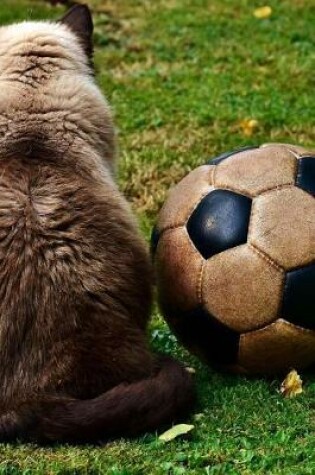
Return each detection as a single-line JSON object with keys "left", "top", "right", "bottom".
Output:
{"left": 0, "top": 0, "right": 315, "bottom": 473}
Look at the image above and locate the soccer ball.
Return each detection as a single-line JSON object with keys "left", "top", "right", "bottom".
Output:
{"left": 152, "top": 144, "right": 315, "bottom": 375}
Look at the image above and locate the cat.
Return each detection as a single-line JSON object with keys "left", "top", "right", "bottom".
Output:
{"left": 0, "top": 4, "right": 194, "bottom": 443}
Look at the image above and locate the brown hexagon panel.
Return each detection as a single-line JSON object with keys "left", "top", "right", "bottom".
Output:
{"left": 155, "top": 226, "right": 203, "bottom": 313}
{"left": 157, "top": 165, "right": 215, "bottom": 232}
{"left": 201, "top": 244, "right": 284, "bottom": 333}
{"left": 214, "top": 145, "right": 297, "bottom": 197}
{"left": 292, "top": 145, "right": 315, "bottom": 158}
{"left": 239, "top": 319, "right": 315, "bottom": 374}
{"left": 262, "top": 143, "right": 315, "bottom": 158}
{"left": 249, "top": 186, "right": 315, "bottom": 270}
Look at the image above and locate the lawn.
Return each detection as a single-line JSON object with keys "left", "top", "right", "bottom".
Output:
{"left": 0, "top": 0, "right": 314, "bottom": 473}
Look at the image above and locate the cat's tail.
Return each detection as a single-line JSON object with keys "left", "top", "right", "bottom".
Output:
{"left": 0, "top": 356, "right": 195, "bottom": 444}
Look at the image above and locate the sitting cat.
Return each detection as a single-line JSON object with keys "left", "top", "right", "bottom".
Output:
{"left": 0, "top": 4, "right": 194, "bottom": 443}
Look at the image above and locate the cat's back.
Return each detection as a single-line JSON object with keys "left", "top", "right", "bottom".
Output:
{"left": 0, "top": 158, "right": 83, "bottom": 399}
{"left": 0, "top": 17, "right": 152, "bottom": 405}
{"left": 0, "top": 156, "right": 151, "bottom": 402}
{"left": 0, "top": 156, "right": 146, "bottom": 318}
{"left": 0, "top": 157, "right": 93, "bottom": 283}
{"left": 0, "top": 158, "right": 90, "bottom": 348}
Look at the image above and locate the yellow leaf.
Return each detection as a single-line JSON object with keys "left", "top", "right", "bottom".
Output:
{"left": 280, "top": 370, "right": 303, "bottom": 398}
{"left": 159, "top": 424, "right": 194, "bottom": 442}
{"left": 253, "top": 6, "right": 272, "bottom": 19}
{"left": 239, "top": 118, "right": 259, "bottom": 137}
{"left": 185, "top": 366, "right": 196, "bottom": 374}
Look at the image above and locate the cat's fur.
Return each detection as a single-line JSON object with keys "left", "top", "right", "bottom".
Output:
{"left": 0, "top": 5, "right": 194, "bottom": 443}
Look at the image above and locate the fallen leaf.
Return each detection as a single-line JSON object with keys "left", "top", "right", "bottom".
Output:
{"left": 280, "top": 369, "right": 303, "bottom": 398}
{"left": 239, "top": 118, "right": 259, "bottom": 137}
{"left": 159, "top": 424, "right": 194, "bottom": 442}
{"left": 253, "top": 6, "right": 272, "bottom": 19}
{"left": 185, "top": 366, "right": 196, "bottom": 374}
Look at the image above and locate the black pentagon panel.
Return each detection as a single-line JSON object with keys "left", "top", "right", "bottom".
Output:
{"left": 150, "top": 225, "right": 160, "bottom": 256}
{"left": 169, "top": 306, "right": 239, "bottom": 365}
{"left": 208, "top": 146, "right": 259, "bottom": 165}
{"left": 296, "top": 156, "right": 315, "bottom": 196}
{"left": 282, "top": 263, "right": 315, "bottom": 330}
{"left": 187, "top": 189, "right": 252, "bottom": 259}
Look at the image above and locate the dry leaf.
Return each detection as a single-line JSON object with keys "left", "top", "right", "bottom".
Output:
{"left": 185, "top": 366, "right": 196, "bottom": 374}
{"left": 253, "top": 6, "right": 272, "bottom": 19}
{"left": 239, "top": 119, "right": 259, "bottom": 137}
{"left": 280, "top": 370, "right": 303, "bottom": 398}
{"left": 159, "top": 424, "right": 194, "bottom": 442}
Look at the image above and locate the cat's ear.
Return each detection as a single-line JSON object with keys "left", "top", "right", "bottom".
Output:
{"left": 60, "top": 4, "right": 93, "bottom": 58}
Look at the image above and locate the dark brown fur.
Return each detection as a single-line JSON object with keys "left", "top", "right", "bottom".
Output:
{"left": 0, "top": 6, "right": 194, "bottom": 443}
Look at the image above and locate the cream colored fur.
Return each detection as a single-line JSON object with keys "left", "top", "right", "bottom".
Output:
{"left": 0, "top": 21, "right": 115, "bottom": 176}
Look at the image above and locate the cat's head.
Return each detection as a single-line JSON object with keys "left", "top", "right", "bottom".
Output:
{"left": 0, "top": 5, "right": 116, "bottom": 168}
{"left": 0, "top": 4, "right": 95, "bottom": 77}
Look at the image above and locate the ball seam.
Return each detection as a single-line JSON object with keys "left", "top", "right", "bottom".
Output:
{"left": 196, "top": 259, "right": 204, "bottom": 305}
{"left": 258, "top": 183, "right": 295, "bottom": 197}
{"left": 248, "top": 242, "right": 284, "bottom": 272}
{"left": 241, "top": 318, "right": 315, "bottom": 336}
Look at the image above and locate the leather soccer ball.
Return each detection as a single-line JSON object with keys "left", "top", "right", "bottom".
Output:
{"left": 152, "top": 144, "right": 315, "bottom": 375}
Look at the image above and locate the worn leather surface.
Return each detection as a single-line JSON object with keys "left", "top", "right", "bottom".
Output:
{"left": 156, "top": 226, "right": 203, "bottom": 312}
{"left": 215, "top": 144, "right": 297, "bottom": 197}
{"left": 155, "top": 143, "right": 315, "bottom": 373}
{"left": 157, "top": 165, "right": 215, "bottom": 232}
{"left": 239, "top": 319, "right": 315, "bottom": 374}
{"left": 249, "top": 187, "right": 315, "bottom": 270}
{"left": 262, "top": 143, "right": 315, "bottom": 157}
{"left": 202, "top": 245, "right": 284, "bottom": 332}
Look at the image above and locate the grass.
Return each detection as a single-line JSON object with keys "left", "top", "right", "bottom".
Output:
{"left": 0, "top": 0, "right": 314, "bottom": 473}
